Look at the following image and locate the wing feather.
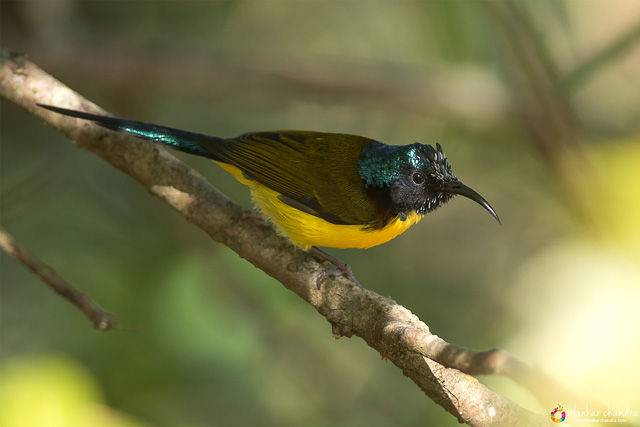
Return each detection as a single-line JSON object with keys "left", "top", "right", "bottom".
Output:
{"left": 198, "top": 131, "right": 381, "bottom": 225}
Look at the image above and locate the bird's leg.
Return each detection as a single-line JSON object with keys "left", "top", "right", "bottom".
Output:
{"left": 240, "top": 210, "right": 266, "bottom": 220}
{"left": 238, "top": 211, "right": 358, "bottom": 287}
{"left": 309, "top": 247, "right": 360, "bottom": 288}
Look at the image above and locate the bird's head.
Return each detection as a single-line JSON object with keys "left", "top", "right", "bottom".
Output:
{"left": 358, "top": 142, "right": 500, "bottom": 223}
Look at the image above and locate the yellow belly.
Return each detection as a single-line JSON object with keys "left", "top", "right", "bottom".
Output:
{"left": 216, "top": 161, "right": 423, "bottom": 249}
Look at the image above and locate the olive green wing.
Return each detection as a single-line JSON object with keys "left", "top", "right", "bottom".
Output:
{"left": 199, "top": 131, "right": 381, "bottom": 226}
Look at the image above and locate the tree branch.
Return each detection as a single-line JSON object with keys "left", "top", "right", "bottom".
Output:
{"left": 1, "top": 48, "right": 549, "bottom": 426}
{"left": 0, "top": 226, "right": 118, "bottom": 331}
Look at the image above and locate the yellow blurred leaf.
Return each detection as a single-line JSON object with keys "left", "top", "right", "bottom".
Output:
{"left": 0, "top": 356, "right": 149, "bottom": 427}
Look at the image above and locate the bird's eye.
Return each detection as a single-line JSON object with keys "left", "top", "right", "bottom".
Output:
{"left": 412, "top": 172, "right": 425, "bottom": 185}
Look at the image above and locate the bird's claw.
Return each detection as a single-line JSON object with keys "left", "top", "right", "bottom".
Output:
{"left": 309, "top": 247, "right": 361, "bottom": 289}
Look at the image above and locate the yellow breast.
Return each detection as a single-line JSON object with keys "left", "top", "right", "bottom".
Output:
{"left": 216, "top": 161, "right": 423, "bottom": 249}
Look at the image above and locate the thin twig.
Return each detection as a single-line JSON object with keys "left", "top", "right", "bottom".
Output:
{"left": 389, "top": 325, "right": 597, "bottom": 411}
{"left": 0, "top": 226, "right": 118, "bottom": 331}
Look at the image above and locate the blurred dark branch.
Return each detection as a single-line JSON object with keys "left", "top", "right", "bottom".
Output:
{"left": 485, "top": 1, "right": 596, "bottom": 225}
{"left": 0, "top": 48, "right": 551, "bottom": 426}
{"left": 564, "top": 22, "right": 640, "bottom": 92}
{"left": 0, "top": 226, "right": 117, "bottom": 331}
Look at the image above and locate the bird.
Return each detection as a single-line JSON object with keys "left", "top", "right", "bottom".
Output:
{"left": 38, "top": 104, "right": 500, "bottom": 260}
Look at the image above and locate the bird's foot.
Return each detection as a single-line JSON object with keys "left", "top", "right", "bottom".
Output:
{"left": 309, "top": 246, "right": 360, "bottom": 289}
{"left": 240, "top": 210, "right": 266, "bottom": 220}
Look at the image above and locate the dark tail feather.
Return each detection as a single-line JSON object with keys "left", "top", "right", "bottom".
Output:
{"left": 38, "top": 104, "right": 221, "bottom": 159}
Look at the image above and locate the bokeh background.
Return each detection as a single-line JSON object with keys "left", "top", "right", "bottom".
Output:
{"left": 2, "top": 1, "right": 639, "bottom": 426}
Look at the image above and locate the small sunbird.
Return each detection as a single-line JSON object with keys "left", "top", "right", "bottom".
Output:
{"left": 39, "top": 105, "right": 499, "bottom": 256}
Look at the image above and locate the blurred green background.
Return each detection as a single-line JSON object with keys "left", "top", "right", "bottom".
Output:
{"left": 1, "top": 1, "right": 639, "bottom": 426}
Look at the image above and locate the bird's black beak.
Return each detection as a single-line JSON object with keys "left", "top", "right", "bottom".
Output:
{"left": 445, "top": 181, "right": 501, "bottom": 224}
